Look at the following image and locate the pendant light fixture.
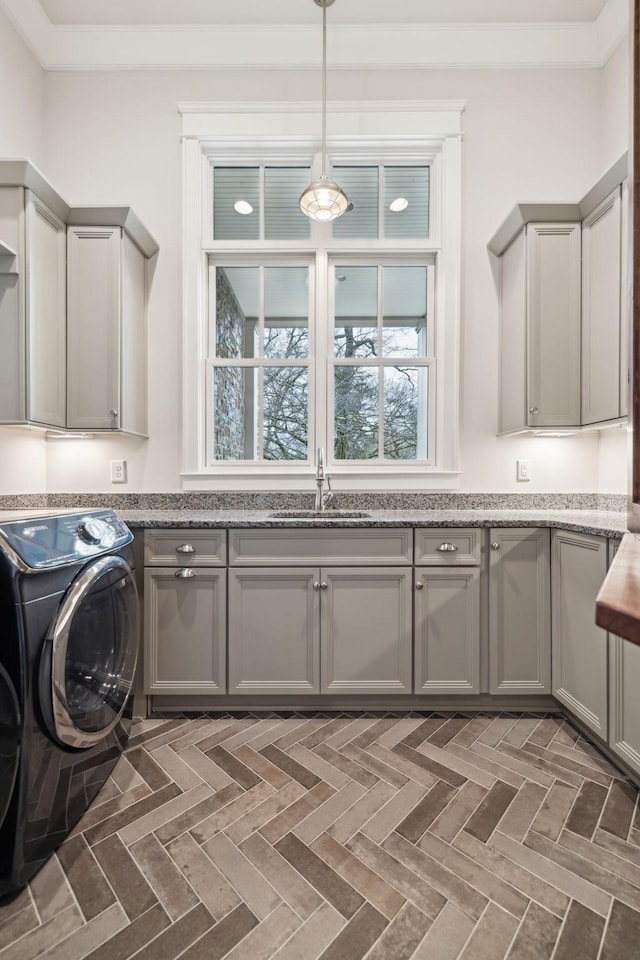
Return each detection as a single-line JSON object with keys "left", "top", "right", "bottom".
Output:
{"left": 299, "top": 0, "right": 348, "bottom": 222}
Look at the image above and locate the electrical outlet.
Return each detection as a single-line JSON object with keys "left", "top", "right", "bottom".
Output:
{"left": 517, "top": 459, "right": 531, "bottom": 482}
{"left": 110, "top": 459, "right": 127, "bottom": 484}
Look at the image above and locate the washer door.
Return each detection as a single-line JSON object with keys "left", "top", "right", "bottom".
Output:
{"left": 0, "top": 663, "right": 20, "bottom": 828}
{"left": 44, "top": 555, "right": 139, "bottom": 749}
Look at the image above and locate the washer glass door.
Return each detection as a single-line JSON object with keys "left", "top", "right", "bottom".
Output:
{"left": 49, "top": 555, "right": 138, "bottom": 748}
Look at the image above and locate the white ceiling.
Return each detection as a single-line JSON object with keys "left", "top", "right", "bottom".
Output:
{"left": 38, "top": 0, "right": 609, "bottom": 27}
{"left": 0, "top": 0, "right": 627, "bottom": 70}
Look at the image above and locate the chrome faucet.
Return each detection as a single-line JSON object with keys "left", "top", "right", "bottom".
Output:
{"left": 314, "top": 447, "right": 333, "bottom": 512}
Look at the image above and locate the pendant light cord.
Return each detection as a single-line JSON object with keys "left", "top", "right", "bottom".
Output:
{"left": 321, "top": 0, "right": 327, "bottom": 178}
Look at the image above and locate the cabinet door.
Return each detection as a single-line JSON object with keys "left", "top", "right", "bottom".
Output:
{"left": 489, "top": 528, "right": 551, "bottom": 694}
{"left": 607, "top": 539, "right": 640, "bottom": 777}
{"left": 552, "top": 530, "right": 608, "bottom": 739}
{"left": 609, "top": 634, "right": 640, "bottom": 778}
{"left": 620, "top": 179, "right": 629, "bottom": 418}
{"left": 26, "top": 191, "right": 66, "bottom": 427}
{"left": 581, "top": 188, "right": 622, "bottom": 425}
{"left": 228, "top": 568, "right": 320, "bottom": 694}
{"left": 322, "top": 567, "right": 412, "bottom": 694}
{"left": 67, "top": 226, "right": 121, "bottom": 430}
{"left": 121, "top": 234, "right": 147, "bottom": 436}
{"left": 499, "top": 229, "right": 527, "bottom": 434}
{"left": 414, "top": 568, "right": 480, "bottom": 694}
{"left": 527, "top": 223, "right": 581, "bottom": 427}
{"left": 144, "top": 567, "right": 226, "bottom": 695}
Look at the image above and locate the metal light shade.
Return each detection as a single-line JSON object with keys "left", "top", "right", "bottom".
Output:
{"left": 299, "top": 0, "right": 348, "bottom": 222}
{"left": 299, "top": 176, "right": 349, "bottom": 221}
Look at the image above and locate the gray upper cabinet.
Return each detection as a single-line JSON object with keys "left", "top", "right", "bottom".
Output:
{"left": 0, "top": 160, "right": 158, "bottom": 433}
{"left": 67, "top": 226, "right": 148, "bottom": 434}
{"left": 491, "top": 155, "right": 628, "bottom": 435}
{"left": 489, "top": 528, "right": 551, "bottom": 695}
{"left": 552, "top": 529, "right": 608, "bottom": 740}
{"left": 581, "top": 188, "right": 623, "bottom": 425}
{"left": 0, "top": 186, "right": 66, "bottom": 428}
{"left": 498, "top": 222, "right": 581, "bottom": 433}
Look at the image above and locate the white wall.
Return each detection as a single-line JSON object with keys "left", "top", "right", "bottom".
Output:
{"left": 0, "top": 13, "right": 625, "bottom": 495}
{"left": 0, "top": 9, "right": 47, "bottom": 493}
{"left": 41, "top": 65, "right": 613, "bottom": 493}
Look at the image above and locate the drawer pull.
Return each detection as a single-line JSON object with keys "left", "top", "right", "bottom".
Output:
{"left": 437, "top": 542, "right": 458, "bottom": 552}
{"left": 176, "top": 544, "right": 196, "bottom": 554}
{"left": 175, "top": 568, "right": 195, "bottom": 578}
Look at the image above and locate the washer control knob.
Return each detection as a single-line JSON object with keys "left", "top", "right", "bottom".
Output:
{"left": 77, "top": 519, "right": 104, "bottom": 544}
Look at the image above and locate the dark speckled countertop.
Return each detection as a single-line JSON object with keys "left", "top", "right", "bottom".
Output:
{"left": 119, "top": 508, "right": 628, "bottom": 539}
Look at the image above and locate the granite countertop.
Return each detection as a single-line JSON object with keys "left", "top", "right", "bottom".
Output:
{"left": 119, "top": 508, "right": 628, "bottom": 539}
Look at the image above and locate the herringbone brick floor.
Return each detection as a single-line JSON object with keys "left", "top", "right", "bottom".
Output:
{"left": 1, "top": 714, "right": 640, "bottom": 960}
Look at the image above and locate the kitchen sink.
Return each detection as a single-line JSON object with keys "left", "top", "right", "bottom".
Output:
{"left": 268, "top": 510, "right": 372, "bottom": 519}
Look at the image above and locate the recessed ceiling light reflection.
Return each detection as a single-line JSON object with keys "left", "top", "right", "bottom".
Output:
{"left": 389, "top": 197, "right": 409, "bottom": 212}
{"left": 234, "top": 200, "right": 254, "bottom": 215}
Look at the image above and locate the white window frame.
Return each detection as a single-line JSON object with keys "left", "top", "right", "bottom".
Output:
{"left": 180, "top": 100, "right": 464, "bottom": 490}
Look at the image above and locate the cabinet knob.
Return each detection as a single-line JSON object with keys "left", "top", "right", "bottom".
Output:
{"left": 313, "top": 581, "right": 321, "bottom": 590}
{"left": 529, "top": 406, "right": 538, "bottom": 415}
{"left": 437, "top": 542, "right": 458, "bottom": 552}
{"left": 175, "top": 568, "right": 195, "bottom": 578}
{"left": 415, "top": 581, "right": 424, "bottom": 590}
{"left": 176, "top": 543, "right": 196, "bottom": 554}
{"left": 109, "top": 409, "right": 118, "bottom": 418}
{"left": 320, "top": 582, "right": 328, "bottom": 590}
{"left": 491, "top": 542, "right": 501, "bottom": 550}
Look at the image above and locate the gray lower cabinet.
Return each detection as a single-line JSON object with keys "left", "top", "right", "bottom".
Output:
{"left": 228, "top": 568, "right": 320, "bottom": 694}
{"left": 144, "top": 567, "right": 226, "bottom": 695}
{"left": 489, "top": 528, "right": 551, "bottom": 694}
{"left": 552, "top": 529, "right": 608, "bottom": 739}
{"left": 414, "top": 567, "right": 480, "bottom": 694}
{"left": 607, "top": 540, "right": 640, "bottom": 778}
{"left": 228, "top": 565, "right": 412, "bottom": 695}
{"left": 322, "top": 567, "right": 412, "bottom": 694}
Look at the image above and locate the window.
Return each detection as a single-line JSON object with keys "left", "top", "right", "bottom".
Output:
{"left": 181, "top": 102, "right": 463, "bottom": 489}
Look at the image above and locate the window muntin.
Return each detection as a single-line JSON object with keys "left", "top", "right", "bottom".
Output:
{"left": 331, "top": 164, "right": 430, "bottom": 240}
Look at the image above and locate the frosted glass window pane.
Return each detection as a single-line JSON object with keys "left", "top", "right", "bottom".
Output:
{"left": 383, "top": 166, "right": 430, "bottom": 239}
{"left": 265, "top": 168, "right": 311, "bottom": 240}
{"left": 264, "top": 267, "right": 309, "bottom": 358}
{"left": 216, "top": 268, "right": 258, "bottom": 358}
{"left": 331, "top": 167, "right": 378, "bottom": 239}
{"left": 382, "top": 266, "right": 427, "bottom": 358}
{"left": 263, "top": 367, "right": 308, "bottom": 460}
{"left": 334, "top": 367, "right": 378, "bottom": 459}
{"left": 213, "top": 168, "right": 259, "bottom": 240}
{"left": 213, "top": 367, "right": 258, "bottom": 459}
{"left": 334, "top": 266, "right": 378, "bottom": 357}
{"left": 384, "top": 366, "right": 426, "bottom": 460}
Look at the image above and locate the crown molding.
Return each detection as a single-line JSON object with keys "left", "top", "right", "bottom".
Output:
{"left": 0, "top": 0, "right": 628, "bottom": 71}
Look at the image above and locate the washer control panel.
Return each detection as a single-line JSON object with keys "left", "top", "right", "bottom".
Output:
{"left": 0, "top": 510, "right": 133, "bottom": 571}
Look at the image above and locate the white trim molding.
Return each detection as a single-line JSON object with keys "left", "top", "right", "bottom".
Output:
{"left": 0, "top": 0, "right": 628, "bottom": 71}
{"left": 181, "top": 101, "right": 463, "bottom": 492}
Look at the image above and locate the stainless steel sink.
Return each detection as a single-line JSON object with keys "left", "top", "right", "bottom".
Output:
{"left": 268, "top": 510, "right": 372, "bottom": 519}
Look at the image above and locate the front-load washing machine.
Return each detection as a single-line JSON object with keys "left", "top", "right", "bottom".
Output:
{"left": 0, "top": 509, "right": 139, "bottom": 899}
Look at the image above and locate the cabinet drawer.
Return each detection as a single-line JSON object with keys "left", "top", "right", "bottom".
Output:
{"left": 144, "top": 529, "right": 226, "bottom": 566}
{"left": 415, "top": 529, "right": 481, "bottom": 565}
{"left": 229, "top": 528, "right": 412, "bottom": 566}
